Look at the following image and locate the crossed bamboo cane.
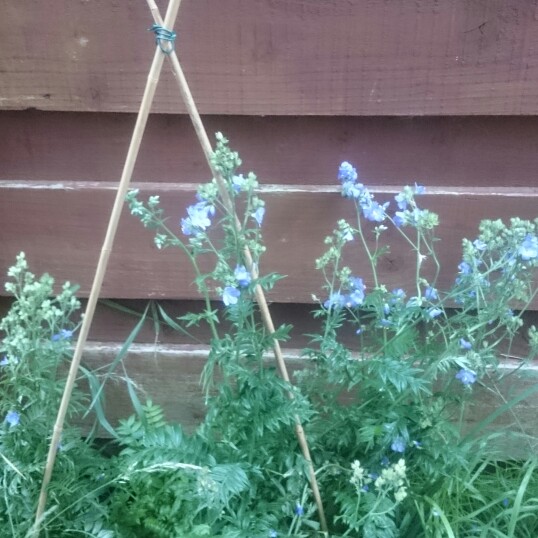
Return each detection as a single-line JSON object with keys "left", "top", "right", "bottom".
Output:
{"left": 34, "top": 0, "right": 327, "bottom": 534}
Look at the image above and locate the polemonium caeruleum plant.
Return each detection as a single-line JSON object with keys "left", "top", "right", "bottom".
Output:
{"left": 298, "top": 161, "right": 538, "bottom": 536}
{"left": 124, "top": 133, "right": 315, "bottom": 537}
{"left": 125, "top": 140, "right": 538, "bottom": 537}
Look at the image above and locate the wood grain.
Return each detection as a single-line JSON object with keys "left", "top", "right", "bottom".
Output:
{"left": 1, "top": 181, "right": 537, "bottom": 303}
{"left": 1, "top": 1, "right": 537, "bottom": 115}
{"left": 2, "top": 111, "right": 538, "bottom": 188}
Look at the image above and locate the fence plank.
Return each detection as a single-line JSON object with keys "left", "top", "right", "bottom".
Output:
{"left": 1, "top": 1, "right": 537, "bottom": 115}
{"left": 2, "top": 111, "right": 538, "bottom": 188}
{"left": 1, "top": 295, "right": 535, "bottom": 359}
{"left": 1, "top": 181, "right": 537, "bottom": 303}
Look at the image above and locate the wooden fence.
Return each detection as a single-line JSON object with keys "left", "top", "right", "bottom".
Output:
{"left": 1, "top": 1, "right": 537, "bottom": 446}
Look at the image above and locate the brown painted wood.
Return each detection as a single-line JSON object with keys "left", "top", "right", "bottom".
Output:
{"left": 1, "top": 1, "right": 538, "bottom": 115}
{"left": 76, "top": 342, "right": 538, "bottom": 457}
{"left": 2, "top": 111, "right": 538, "bottom": 188}
{"left": 1, "top": 296, "right": 535, "bottom": 359}
{"left": 1, "top": 181, "right": 537, "bottom": 303}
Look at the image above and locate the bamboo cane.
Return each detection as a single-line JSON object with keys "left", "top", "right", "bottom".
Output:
{"left": 32, "top": 1, "right": 183, "bottom": 534}
{"left": 146, "top": 2, "right": 328, "bottom": 531}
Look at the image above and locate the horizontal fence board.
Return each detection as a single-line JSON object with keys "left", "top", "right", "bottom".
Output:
{"left": 77, "top": 343, "right": 538, "bottom": 457}
{"left": 0, "top": 296, "right": 534, "bottom": 360}
{"left": 2, "top": 111, "right": 538, "bottom": 188}
{"left": 1, "top": 1, "right": 538, "bottom": 115}
{"left": 1, "top": 182, "right": 537, "bottom": 304}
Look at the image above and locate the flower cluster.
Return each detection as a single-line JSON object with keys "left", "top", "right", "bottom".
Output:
{"left": 181, "top": 201, "right": 215, "bottom": 236}
{"left": 338, "top": 162, "right": 389, "bottom": 223}
{"left": 52, "top": 328, "right": 73, "bottom": 342}
{"left": 350, "top": 460, "right": 369, "bottom": 489}
{"left": 374, "top": 458, "right": 408, "bottom": 503}
{"left": 349, "top": 457, "right": 408, "bottom": 504}
{"left": 323, "top": 276, "right": 366, "bottom": 310}
{"left": 222, "top": 265, "right": 252, "bottom": 306}
{"left": 338, "top": 162, "right": 441, "bottom": 231}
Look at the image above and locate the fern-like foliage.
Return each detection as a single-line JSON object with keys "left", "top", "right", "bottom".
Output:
{"left": 109, "top": 401, "right": 249, "bottom": 537}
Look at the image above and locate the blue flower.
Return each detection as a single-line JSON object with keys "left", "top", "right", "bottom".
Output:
{"left": 414, "top": 183, "right": 425, "bottom": 195}
{"left": 518, "top": 234, "right": 538, "bottom": 261}
{"left": 234, "top": 265, "right": 251, "bottom": 287}
{"left": 409, "top": 208, "right": 425, "bottom": 226}
{"left": 345, "top": 289, "right": 365, "bottom": 308}
{"left": 345, "top": 277, "right": 366, "bottom": 307}
{"left": 391, "top": 437, "right": 406, "bottom": 453}
{"left": 473, "top": 239, "right": 487, "bottom": 251}
{"left": 269, "top": 531, "right": 278, "bottom": 538}
{"left": 181, "top": 217, "right": 195, "bottom": 235}
{"left": 458, "top": 261, "right": 472, "bottom": 275}
{"left": 324, "top": 292, "right": 346, "bottom": 310}
{"left": 394, "top": 211, "right": 406, "bottom": 227}
{"left": 338, "top": 161, "right": 358, "bottom": 183}
{"left": 428, "top": 307, "right": 443, "bottom": 319}
{"left": 424, "top": 286, "right": 438, "bottom": 301}
{"left": 460, "top": 338, "right": 472, "bottom": 350}
{"left": 52, "top": 329, "right": 73, "bottom": 342}
{"left": 294, "top": 503, "right": 304, "bottom": 516}
{"left": 5, "top": 410, "right": 20, "bottom": 427}
{"left": 502, "top": 498, "right": 509, "bottom": 508}
{"left": 391, "top": 288, "right": 406, "bottom": 302}
{"left": 361, "top": 484, "right": 369, "bottom": 492}
{"left": 395, "top": 192, "right": 408, "bottom": 210}
{"left": 361, "top": 200, "right": 389, "bottom": 222}
{"left": 190, "top": 202, "right": 214, "bottom": 227}
{"left": 379, "top": 318, "right": 393, "bottom": 328}
{"left": 383, "top": 303, "right": 390, "bottom": 315}
{"left": 252, "top": 206, "right": 265, "bottom": 226}
{"left": 455, "top": 369, "right": 477, "bottom": 385}
{"left": 222, "top": 286, "right": 241, "bottom": 306}
{"left": 341, "top": 180, "right": 364, "bottom": 199}
{"left": 231, "top": 174, "right": 245, "bottom": 193}
{"left": 343, "top": 229, "right": 354, "bottom": 242}
{"left": 350, "top": 277, "right": 365, "bottom": 291}
{"left": 380, "top": 456, "right": 390, "bottom": 467}
{"left": 0, "top": 355, "right": 8, "bottom": 366}
{"left": 181, "top": 202, "right": 214, "bottom": 235}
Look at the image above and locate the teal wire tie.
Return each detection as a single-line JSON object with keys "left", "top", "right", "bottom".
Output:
{"left": 149, "top": 23, "right": 176, "bottom": 54}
